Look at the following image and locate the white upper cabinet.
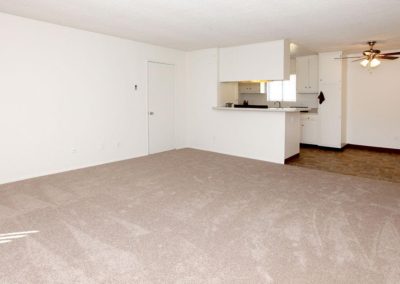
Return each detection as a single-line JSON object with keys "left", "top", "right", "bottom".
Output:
{"left": 308, "top": 56, "right": 319, "bottom": 92}
{"left": 296, "top": 56, "right": 309, "bottom": 92}
{"left": 296, "top": 55, "right": 319, "bottom": 93}
{"left": 219, "top": 40, "right": 290, "bottom": 82}
{"left": 238, "top": 82, "right": 265, "bottom": 94}
{"left": 319, "top": 52, "right": 342, "bottom": 84}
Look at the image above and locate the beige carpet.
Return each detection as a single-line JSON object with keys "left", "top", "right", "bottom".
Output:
{"left": 0, "top": 149, "right": 399, "bottom": 283}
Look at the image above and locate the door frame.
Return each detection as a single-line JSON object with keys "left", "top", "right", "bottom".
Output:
{"left": 146, "top": 60, "right": 176, "bottom": 155}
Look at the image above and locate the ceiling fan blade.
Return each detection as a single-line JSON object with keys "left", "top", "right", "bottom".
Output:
{"left": 352, "top": 57, "right": 367, "bottom": 62}
{"left": 335, "top": 56, "right": 363, "bottom": 59}
{"left": 380, "top": 51, "right": 400, "bottom": 56}
{"left": 377, "top": 55, "right": 398, "bottom": 60}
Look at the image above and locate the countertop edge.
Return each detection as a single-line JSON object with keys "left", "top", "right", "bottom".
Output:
{"left": 213, "top": 106, "right": 309, "bottom": 112}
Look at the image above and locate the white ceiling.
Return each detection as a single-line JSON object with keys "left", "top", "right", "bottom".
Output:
{"left": 1, "top": 0, "right": 400, "bottom": 53}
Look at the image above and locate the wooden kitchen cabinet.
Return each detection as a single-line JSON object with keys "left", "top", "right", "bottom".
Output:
{"left": 296, "top": 55, "right": 318, "bottom": 93}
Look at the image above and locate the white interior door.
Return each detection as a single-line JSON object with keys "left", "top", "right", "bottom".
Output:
{"left": 148, "top": 62, "right": 175, "bottom": 154}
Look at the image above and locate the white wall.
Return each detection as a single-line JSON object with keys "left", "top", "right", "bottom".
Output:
{"left": 285, "top": 112, "right": 301, "bottom": 158}
{"left": 0, "top": 12, "right": 186, "bottom": 184}
{"left": 185, "top": 49, "right": 219, "bottom": 150}
{"left": 346, "top": 51, "right": 400, "bottom": 149}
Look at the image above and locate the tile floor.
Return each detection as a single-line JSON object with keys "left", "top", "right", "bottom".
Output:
{"left": 287, "top": 145, "right": 400, "bottom": 183}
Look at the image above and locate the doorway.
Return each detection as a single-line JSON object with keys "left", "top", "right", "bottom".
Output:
{"left": 147, "top": 61, "right": 175, "bottom": 154}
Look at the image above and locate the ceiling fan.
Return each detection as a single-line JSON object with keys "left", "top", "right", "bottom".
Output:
{"left": 337, "top": 41, "right": 400, "bottom": 68}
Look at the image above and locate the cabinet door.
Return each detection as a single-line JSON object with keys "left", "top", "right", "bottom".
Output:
{"left": 219, "top": 40, "right": 290, "bottom": 81}
{"left": 239, "top": 83, "right": 249, "bottom": 93}
{"left": 296, "top": 56, "right": 309, "bottom": 93}
{"left": 301, "top": 119, "right": 318, "bottom": 144}
{"left": 308, "top": 55, "right": 319, "bottom": 93}
{"left": 318, "top": 83, "right": 342, "bottom": 148}
{"left": 319, "top": 52, "right": 342, "bottom": 84}
{"left": 249, "top": 83, "right": 260, "bottom": 93}
{"left": 239, "top": 83, "right": 260, "bottom": 94}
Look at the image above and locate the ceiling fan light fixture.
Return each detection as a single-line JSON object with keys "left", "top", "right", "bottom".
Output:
{"left": 336, "top": 41, "right": 400, "bottom": 68}
{"left": 360, "top": 59, "right": 369, "bottom": 67}
{"left": 370, "top": 58, "right": 381, "bottom": 68}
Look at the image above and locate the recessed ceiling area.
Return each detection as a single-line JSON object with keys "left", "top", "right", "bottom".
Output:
{"left": 0, "top": 0, "right": 399, "bottom": 52}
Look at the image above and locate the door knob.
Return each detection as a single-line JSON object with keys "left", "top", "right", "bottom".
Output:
{"left": 149, "top": 112, "right": 154, "bottom": 115}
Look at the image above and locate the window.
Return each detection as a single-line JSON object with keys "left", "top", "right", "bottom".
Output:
{"left": 260, "top": 82, "right": 266, "bottom": 93}
{"left": 267, "top": 74, "right": 296, "bottom": 102}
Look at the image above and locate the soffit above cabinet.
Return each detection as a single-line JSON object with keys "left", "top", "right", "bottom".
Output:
{"left": 219, "top": 39, "right": 290, "bottom": 82}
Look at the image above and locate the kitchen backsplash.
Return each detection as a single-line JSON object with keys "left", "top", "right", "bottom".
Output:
{"left": 238, "top": 93, "right": 319, "bottom": 108}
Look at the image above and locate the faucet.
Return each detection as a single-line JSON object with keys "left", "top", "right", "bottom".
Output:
{"left": 274, "top": 101, "right": 282, "bottom": 108}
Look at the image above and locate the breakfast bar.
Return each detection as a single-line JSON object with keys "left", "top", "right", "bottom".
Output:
{"left": 212, "top": 107, "right": 303, "bottom": 164}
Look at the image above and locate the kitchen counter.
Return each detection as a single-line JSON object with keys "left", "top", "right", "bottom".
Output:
{"left": 210, "top": 107, "right": 301, "bottom": 164}
{"left": 213, "top": 106, "right": 311, "bottom": 112}
{"left": 302, "top": 108, "right": 319, "bottom": 114}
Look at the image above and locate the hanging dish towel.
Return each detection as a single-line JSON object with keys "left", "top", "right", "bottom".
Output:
{"left": 318, "top": 91, "right": 325, "bottom": 104}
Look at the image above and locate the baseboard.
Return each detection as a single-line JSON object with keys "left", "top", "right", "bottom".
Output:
{"left": 317, "top": 145, "right": 344, "bottom": 151}
{"left": 299, "top": 143, "right": 319, "bottom": 148}
{"left": 300, "top": 143, "right": 400, "bottom": 154}
{"left": 284, "top": 153, "right": 300, "bottom": 163}
{"left": 345, "top": 144, "right": 400, "bottom": 154}
{"left": 0, "top": 153, "right": 148, "bottom": 186}
{"left": 300, "top": 143, "right": 343, "bottom": 151}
